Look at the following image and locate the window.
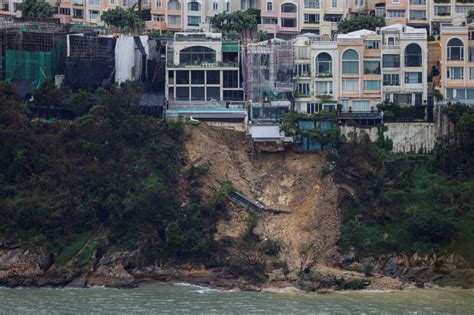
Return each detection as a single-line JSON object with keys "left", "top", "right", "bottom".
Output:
{"left": 352, "top": 100, "right": 371, "bottom": 112}
{"left": 73, "top": 9, "right": 83, "bottom": 18}
{"left": 223, "top": 90, "right": 243, "bottom": 101}
{"left": 304, "top": 0, "right": 319, "bottom": 8}
{"left": 59, "top": 8, "right": 71, "bottom": 15}
{"left": 316, "top": 53, "right": 332, "bottom": 75}
{"left": 410, "top": 10, "right": 426, "bottom": 20}
{"left": 315, "top": 81, "right": 333, "bottom": 94}
{"left": 341, "top": 99, "right": 349, "bottom": 112}
{"left": 281, "top": 18, "right": 296, "bottom": 27}
{"left": 342, "top": 79, "right": 359, "bottom": 91}
{"left": 304, "top": 14, "right": 319, "bottom": 24}
{"left": 470, "top": 68, "right": 474, "bottom": 80}
{"left": 188, "top": 1, "right": 201, "bottom": 11}
{"left": 266, "top": 1, "right": 272, "bottom": 11}
{"left": 88, "top": 0, "right": 100, "bottom": 5}
{"left": 365, "top": 41, "right": 379, "bottom": 50}
{"left": 262, "top": 17, "right": 278, "bottom": 24}
{"left": 168, "top": 1, "right": 180, "bottom": 9}
{"left": 394, "top": 94, "right": 412, "bottom": 105}
{"left": 176, "top": 71, "right": 189, "bottom": 84}
{"left": 176, "top": 87, "right": 189, "bottom": 100}
{"left": 207, "top": 87, "right": 220, "bottom": 100}
{"left": 434, "top": 6, "right": 450, "bottom": 16}
{"left": 295, "top": 64, "right": 311, "bottom": 77}
{"left": 382, "top": 54, "right": 400, "bottom": 68}
{"left": 206, "top": 71, "right": 220, "bottom": 84}
{"left": 342, "top": 49, "right": 359, "bottom": 74}
{"left": 410, "top": 0, "right": 425, "bottom": 4}
{"left": 168, "top": 15, "right": 181, "bottom": 24}
{"left": 387, "top": 10, "right": 405, "bottom": 17}
{"left": 383, "top": 74, "right": 400, "bottom": 86}
{"left": 188, "top": 16, "right": 201, "bottom": 26}
{"left": 332, "top": 0, "right": 337, "bottom": 7}
{"left": 191, "top": 71, "right": 205, "bottom": 84}
{"left": 213, "top": 1, "right": 218, "bottom": 10}
{"left": 223, "top": 71, "right": 239, "bottom": 88}
{"left": 191, "top": 87, "right": 205, "bottom": 101}
{"left": 153, "top": 15, "right": 165, "bottom": 21}
{"left": 405, "top": 72, "right": 422, "bottom": 84}
{"left": 364, "top": 80, "right": 381, "bottom": 90}
{"left": 295, "top": 46, "right": 310, "bottom": 59}
{"left": 89, "top": 10, "right": 100, "bottom": 19}
{"left": 156, "top": 1, "right": 161, "bottom": 7}
{"left": 109, "top": 0, "right": 115, "bottom": 4}
{"left": 447, "top": 38, "right": 464, "bottom": 61}
{"left": 296, "top": 83, "right": 310, "bottom": 96}
{"left": 73, "top": 0, "right": 84, "bottom": 4}
{"left": 180, "top": 46, "right": 215, "bottom": 64}
{"left": 226, "top": 1, "right": 230, "bottom": 11}
{"left": 364, "top": 60, "right": 380, "bottom": 74}
{"left": 307, "top": 103, "right": 323, "bottom": 114}
{"left": 281, "top": 3, "right": 297, "bottom": 12}
{"left": 405, "top": 43, "right": 422, "bottom": 67}
{"left": 447, "top": 67, "right": 464, "bottom": 80}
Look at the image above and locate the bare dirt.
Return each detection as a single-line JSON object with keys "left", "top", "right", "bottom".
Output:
{"left": 184, "top": 123, "right": 341, "bottom": 273}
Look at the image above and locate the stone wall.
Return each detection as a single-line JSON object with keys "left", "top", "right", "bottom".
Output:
{"left": 340, "top": 122, "right": 436, "bottom": 153}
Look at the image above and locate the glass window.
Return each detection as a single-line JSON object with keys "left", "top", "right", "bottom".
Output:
{"left": 405, "top": 72, "right": 422, "bottom": 84}
{"left": 223, "top": 71, "right": 238, "bottom": 88}
{"left": 281, "top": 18, "right": 296, "bottom": 27}
{"left": 382, "top": 54, "right": 400, "bottom": 68}
{"left": 470, "top": 68, "right": 474, "bottom": 80}
{"left": 447, "top": 38, "right": 464, "bottom": 61}
{"left": 180, "top": 46, "right": 216, "bottom": 65}
{"left": 187, "top": 16, "right": 201, "bottom": 26}
{"left": 316, "top": 53, "right": 332, "bottom": 75}
{"left": 364, "top": 60, "right": 380, "bottom": 74}
{"left": 447, "top": 67, "right": 464, "bottom": 80}
{"left": 191, "top": 71, "right": 205, "bottom": 84}
{"left": 304, "top": 0, "right": 320, "bottom": 9}
{"left": 315, "top": 81, "right": 333, "bottom": 94}
{"left": 207, "top": 87, "right": 220, "bottom": 100}
{"left": 352, "top": 100, "right": 371, "bottom": 112}
{"left": 176, "top": 87, "right": 189, "bottom": 100}
{"left": 383, "top": 74, "right": 400, "bottom": 86}
{"left": 342, "top": 49, "right": 359, "bottom": 74}
{"left": 405, "top": 43, "right": 422, "bottom": 67}
{"left": 223, "top": 90, "right": 243, "bottom": 101}
{"left": 176, "top": 71, "right": 189, "bottom": 84}
{"left": 281, "top": 3, "right": 296, "bottom": 12}
{"left": 191, "top": 87, "right": 205, "bottom": 101}
{"left": 364, "top": 80, "right": 381, "bottom": 90}
{"left": 266, "top": 1, "right": 272, "bottom": 11}
{"left": 206, "top": 71, "right": 220, "bottom": 84}
{"left": 342, "top": 79, "right": 359, "bottom": 91}
{"left": 296, "top": 83, "right": 310, "bottom": 96}
{"left": 188, "top": 1, "right": 201, "bottom": 11}
{"left": 365, "top": 41, "right": 380, "bottom": 49}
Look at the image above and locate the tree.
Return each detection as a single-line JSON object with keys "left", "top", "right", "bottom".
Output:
{"left": 257, "top": 30, "right": 269, "bottom": 42}
{"left": 32, "top": 81, "right": 63, "bottom": 108}
{"left": 337, "top": 14, "right": 385, "bottom": 33}
{"left": 18, "top": 0, "right": 55, "bottom": 18}
{"left": 101, "top": 7, "right": 143, "bottom": 32}
{"left": 210, "top": 10, "right": 258, "bottom": 43}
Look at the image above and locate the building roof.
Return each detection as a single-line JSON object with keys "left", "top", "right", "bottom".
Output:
{"left": 381, "top": 24, "right": 427, "bottom": 34}
{"left": 337, "top": 29, "right": 376, "bottom": 39}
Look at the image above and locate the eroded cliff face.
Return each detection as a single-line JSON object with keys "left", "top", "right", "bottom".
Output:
{"left": 0, "top": 124, "right": 470, "bottom": 290}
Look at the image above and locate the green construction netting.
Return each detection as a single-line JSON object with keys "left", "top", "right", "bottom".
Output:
{"left": 5, "top": 38, "right": 65, "bottom": 87}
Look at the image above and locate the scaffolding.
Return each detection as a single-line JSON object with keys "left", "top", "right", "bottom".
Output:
{"left": 244, "top": 39, "right": 294, "bottom": 106}
{"left": 1, "top": 21, "right": 67, "bottom": 88}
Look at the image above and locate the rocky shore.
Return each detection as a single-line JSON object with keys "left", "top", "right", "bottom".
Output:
{"left": 1, "top": 246, "right": 473, "bottom": 291}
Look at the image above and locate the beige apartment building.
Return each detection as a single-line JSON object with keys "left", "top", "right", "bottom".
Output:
{"left": 1, "top": 0, "right": 57, "bottom": 17}
{"left": 259, "top": 0, "right": 361, "bottom": 38}
{"left": 385, "top": 0, "right": 474, "bottom": 34}
{"left": 439, "top": 22, "right": 474, "bottom": 104}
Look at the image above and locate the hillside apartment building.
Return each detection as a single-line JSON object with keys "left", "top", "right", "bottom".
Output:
{"left": 439, "top": 22, "right": 474, "bottom": 104}
{"left": 293, "top": 23, "right": 427, "bottom": 114}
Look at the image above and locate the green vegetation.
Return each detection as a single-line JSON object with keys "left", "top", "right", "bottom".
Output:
{"left": 336, "top": 104, "right": 474, "bottom": 262}
{"left": 101, "top": 7, "right": 144, "bottom": 33}
{"left": 337, "top": 14, "right": 385, "bottom": 33}
{"left": 0, "top": 80, "right": 228, "bottom": 266}
{"left": 211, "top": 10, "right": 258, "bottom": 42}
{"left": 18, "top": 0, "right": 55, "bottom": 18}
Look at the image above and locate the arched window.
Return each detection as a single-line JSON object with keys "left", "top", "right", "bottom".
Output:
{"left": 342, "top": 49, "right": 359, "bottom": 74}
{"left": 316, "top": 53, "right": 332, "bottom": 75}
{"left": 281, "top": 3, "right": 296, "bottom": 13}
{"left": 267, "top": 1, "right": 273, "bottom": 11}
{"left": 447, "top": 38, "right": 464, "bottom": 61}
{"left": 180, "top": 46, "right": 216, "bottom": 65}
{"left": 405, "top": 43, "right": 422, "bottom": 67}
{"left": 188, "top": 1, "right": 201, "bottom": 11}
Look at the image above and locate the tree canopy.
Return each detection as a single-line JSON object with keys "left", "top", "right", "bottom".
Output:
{"left": 101, "top": 7, "right": 144, "bottom": 33}
{"left": 210, "top": 10, "right": 258, "bottom": 42}
{"left": 18, "top": 0, "right": 55, "bottom": 18}
{"left": 337, "top": 14, "right": 385, "bottom": 33}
